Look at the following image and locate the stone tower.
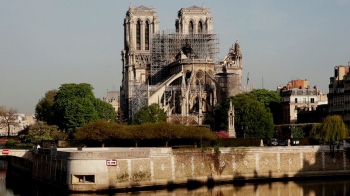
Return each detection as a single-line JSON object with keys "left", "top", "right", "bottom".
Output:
{"left": 175, "top": 5, "right": 213, "bottom": 34}
{"left": 216, "top": 40, "right": 243, "bottom": 103}
{"left": 120, "top": 5, "right": 159, "bottom": 120}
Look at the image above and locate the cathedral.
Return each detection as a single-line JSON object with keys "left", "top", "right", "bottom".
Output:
{"left": 120, "top": 4, "right": 243, "bottom": 136}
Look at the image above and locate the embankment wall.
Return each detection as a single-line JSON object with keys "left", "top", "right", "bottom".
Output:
{"left": 14, "top": 146, "right": 350, "bottom": 191}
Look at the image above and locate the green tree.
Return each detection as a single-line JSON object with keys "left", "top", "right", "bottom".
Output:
{"left": 248, "top": 89, "right": 281, "bottom": 109}
{"left": 64, "top": 98, "right": 99, "bottom": 134}
{"left": 18, "top": 122, "right": 68, "bottom": 145}
{"left": 94, "top": 98, "right": 116, "bottom": 121}
{"left": 0, "top": 106, "right": 20, "bottom": 136}
{"left": 290, "top": 125, "right": 305, "bottom": 138}
{"left": 213, "top": 102, "right": 229, "bottom": 131}
{"left": 311, "top": 115, "right": 348, "bottom": 146}
{"left": 47, "top": 83, "right": 106, "bottom": 136}
{"left": 132, "top": 103, "right": 167, "bottom": 125}
{"left": 35, "top": 89, "right": 57, "bottom": 124}
{"left": 35, "top": 84, "right": 116, "bottom": 134}
{"left": 213, "top": 90, "right": 279, "bottom": 136}
{"left": 234, "top": 100, "right": 274, "bottom": 138}
{"left": 238, "top": 89, "right": 282, "bottom": 125}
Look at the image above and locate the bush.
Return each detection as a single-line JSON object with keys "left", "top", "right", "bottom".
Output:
{"left": 5, "top": 139, "right": 18, "bottom": 146}
{"left": 214, "top": 130, "right": 231, "bottom": 138}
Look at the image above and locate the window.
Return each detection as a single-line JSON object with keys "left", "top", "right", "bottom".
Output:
{"left": 145, "top": 21, "right": 149, "bottom": 50}
{"left": 295, "top": 98, "right": 297, "bottom": 103}
{"left": 72, "top": 175, "right": 95, "bottom": 184}
{"left": 303, "top": 98, "right": 306, "bottom": 103}
{"left": 189, "top": 21, "right": 194, "bottom": 34}
{"left": 198, "top": 21, "right": 203, "bottom": 34}
{"left": 136, "top": 20, "right": 141, "bottom": 50}
{"left": 311, "top": 98, "right": 315, "bottom": 103}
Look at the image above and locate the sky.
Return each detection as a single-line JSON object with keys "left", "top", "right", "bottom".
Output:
{"left": 1, "top": 0, "right": 350, "bottom": 114}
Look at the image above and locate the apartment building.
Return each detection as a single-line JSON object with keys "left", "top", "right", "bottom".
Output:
{"left": 279, "top": 79, "right": 327, "bottom": 124}
{"left": 328, "top": 63, "right": 350, "bottom": 130}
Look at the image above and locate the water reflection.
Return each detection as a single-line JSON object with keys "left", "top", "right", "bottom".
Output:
{"left": 3, "top": 162, "right": 350, "bottom": 196}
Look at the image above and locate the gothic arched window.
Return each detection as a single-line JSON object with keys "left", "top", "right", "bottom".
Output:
{"left": 189, "top": 21, "right": 194, "bottom": 34}
{"left": 145, "top": 21, "right": 150, "bottom": 50}
{"left": 136, "top": 20, "right": 141, "bottom": 50}
{"left": 198, "top": 21, "right": 203, "bottom": 34}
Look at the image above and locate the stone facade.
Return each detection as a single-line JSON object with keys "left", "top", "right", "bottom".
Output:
{"left": 328, "top": 63, "right": 350, "bottom": 130}
{"left": 22, "top": 146, "right": 350, "bottom": 192}
{"left": 279, "top": 79, "right": 327, "bottom": 124}
{"left": 119, "top": 5, "right": 243, "bottom": 127}
{"left": 103, "top": 90, "right": 120, "bottom": 112}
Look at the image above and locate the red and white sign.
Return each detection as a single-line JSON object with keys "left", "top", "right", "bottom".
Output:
{"left": 2, "top": 150, "right": 9, "bottom": 155}
{"left": 106, "top": 159, "right": 117, "bottom": 166}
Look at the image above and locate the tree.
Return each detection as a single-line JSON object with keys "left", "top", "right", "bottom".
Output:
{"left": 0, "top": 106, "right": 20, "bottom": 136}
{"left": 18, "top": 122, "right": 68, "bottom": 145}
{"left": 125, "top": 124, "right": 153, "bottom": 147}
{"left": 53, "top": 83, "right": 96, "bottom": 130}
{"left": 35, "top": 89, "right": 58, "bottom": 124}
{"left": 132, "top": 103, "right": 167, "bottom": 125}
{"left": 248, "top": 89, "right": 281, "bottom": 109}
{"left": 234, "top": 100, "right": 274, "bottom": 138}
{"left": 94, "top": 98, "right": 116, "bottom": 121}
{"left": 36, "top": 84, "right": 117, "bottom": 135}
{"left": 74, "top": 120, "right": 127, "bottom": 147}
{"left": 311, "top": 115, "right": 348, "bottom": 147}
{"left": 290, "top": 125, "right": 305, "bottom": 138}
{"left": 213, "top": 101, "right": 230, "bottom": 131}
{"left": 248, "top": 89, "right": 282, "bottom": 124}
{"left": 64, "top": 98, "right": 99, "bottom": 134}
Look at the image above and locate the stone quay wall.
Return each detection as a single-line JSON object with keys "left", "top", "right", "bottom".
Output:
{"left": 27, "top": 146, "right": 350, "bottom": 192}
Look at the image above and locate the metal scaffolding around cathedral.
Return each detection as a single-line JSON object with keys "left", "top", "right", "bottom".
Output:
{"left": 120, "top": 4, "right": 243, "bottom": 136}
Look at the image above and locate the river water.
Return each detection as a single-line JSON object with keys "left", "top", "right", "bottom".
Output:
{"left": 1, "top": 159, "right": 350, "bottom": 196}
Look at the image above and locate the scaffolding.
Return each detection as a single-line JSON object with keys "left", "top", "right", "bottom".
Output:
{"left": 150, "top": 30, "right": 219, "bottom": 85}
{"left": 130, "top": 80, "right": 148, "bottom": 120}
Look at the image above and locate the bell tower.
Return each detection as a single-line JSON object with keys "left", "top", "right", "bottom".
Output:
{"left": 120, "top": 4, "right": 159, "bottom": 120}
{"left": 175, "top": 5, "right": 213, "bottom": 34}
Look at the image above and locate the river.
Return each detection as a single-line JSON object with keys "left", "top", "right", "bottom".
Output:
{"left": 1, "top": 159, "right": 350, "bottom": 196}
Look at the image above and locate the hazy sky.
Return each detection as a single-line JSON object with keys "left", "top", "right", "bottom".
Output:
{"left": 1, "top": 0, "right": 350, "bottom": 114}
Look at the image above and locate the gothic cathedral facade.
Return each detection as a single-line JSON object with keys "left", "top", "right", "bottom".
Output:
{"left": 120, "top": 5, "right": 243, "bottom": 136}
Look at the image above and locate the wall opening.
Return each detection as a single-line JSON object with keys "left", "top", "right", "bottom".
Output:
{"left": 72, "top": 175, "right": 95, "bottom": 184}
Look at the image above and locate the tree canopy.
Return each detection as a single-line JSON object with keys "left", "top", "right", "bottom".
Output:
{"left": 234, "top": 99, "right": 274, "bottom": 138}
{"left": 248, "top": 89, "right": 281, "bottom": 109}
{"left": 214, "top": 89, "right": 280, "bottom": 133}
{"left": 74, "top": 121, "right": 216, "bottom": 147}
{"left": 94, "top": 98, "right": 117, "bottom": 121}
{"left": 0, "top": 106, "right": 20, "bottom": 136}
{"left": 311, "top": 115, "right": 348, "bottom": 143}
{"left": 35, "top": 89, "right": 57, "bottom": 124}
{"left": 132, "top": 103, "right": 167, "bottom": 124}
{"left": 75, "top": 120, "right": 127, "bottom": 147}
{"left": 35, "top": 83, "right": 116, "bottom": 135}
{"left": 235, "top": 89, "right": 282, "bottom": 125}
{"left": 18, "top": 122, "right": 68, "bottom": 145}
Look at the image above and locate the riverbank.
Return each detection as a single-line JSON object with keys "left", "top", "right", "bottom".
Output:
{"left": 9, "top": 145, "right": 350, "bottom": 192}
